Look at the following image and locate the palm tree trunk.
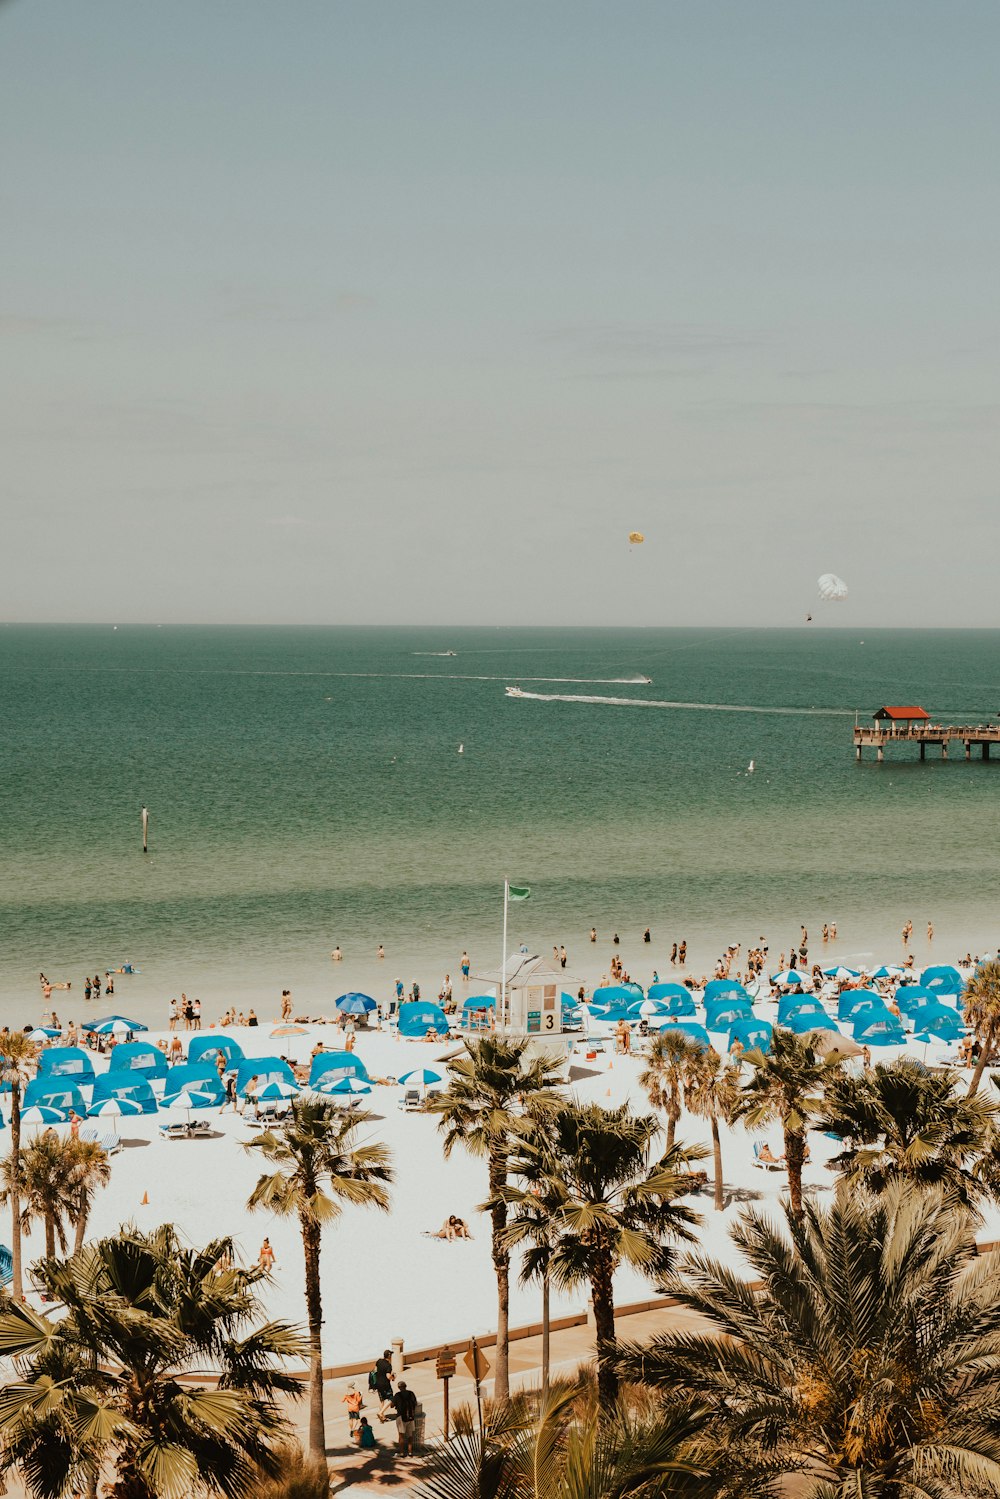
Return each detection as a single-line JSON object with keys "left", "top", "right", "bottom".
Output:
{"left": 489, "top": 1150, "right": 510, "bottom": 1403}
{"left": 591, "top": 1249, "right": 618, "bottom": 1409}
{"left": 784, "top": 1125, "right": 806, "bottom": 1222}
{"left": 541, "top": 1266, "right": 550, "bottom": 1403}
{"left": 300, "top": 1213, "right": 326, "bottom": 1457}
{"left": 74, "top": 1204, "right": 88, "bottom": 1258}
{"left": 711, "top": 1115, "right": 724, "bottom": 1212}
{"left": 969, "top": 1020, "right": 996, "bottom": 1095}
{"left": 665, "top": 1100, "right": 678, "bottom": 1152}
{"left": 44, "top": 1213, "right": 56, "bottom": 1263}
{"left": 10, "top": 1085, "right": 22, "bottom": 1301}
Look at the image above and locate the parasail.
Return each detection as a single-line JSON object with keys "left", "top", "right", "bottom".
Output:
{"left": 817, "top": 573, "right": 848, "bottom": 601}
{"left": 628, "top": 531, "right": 645, "bottom": 545}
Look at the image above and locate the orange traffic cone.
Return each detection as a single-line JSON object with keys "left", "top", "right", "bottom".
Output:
{"left": 141, "top": 1191, "right": 149, "bottom": 1205}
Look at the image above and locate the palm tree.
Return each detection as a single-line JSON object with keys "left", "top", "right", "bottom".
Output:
{"left": 65, "top": 1136, "right": 112, "bottom": 1255}
{"left": 428, "top": 1036, "right": 564, "bottom": 1402}
{"left": 494, "top": 1108, "right": 564, "bottom": 1402}
{"left": 246, "top": 1097, "right": 393, "bottom": 1459}
{"left": 639, "top": 1029, "right": 700, "bottom": 1151}
{"left": 733, "top": 1027, "right": 842, "bottom": 1220}
{"left": 0, "top": 1223, "right": 304, "bottom": 1499}
{"left": 0, "top": 1031, "right": 40, "bottom": 1299}
{"left": 8, "top": 1130, "right": 73, "bottom": 1260}
{"left": 683, "top": 1049, "right": 742, "bottom": 1212}
{"left": 817, "top": 1054, "right": 998, "bottom": 1202}
{"left": 613, "top": 1184, "right": 1000, "bottom": 1497}
{"left": 536, "top": 1102, "right": 702, "bottom": 1409}
{"left": 963, "top": 957, "right": 1000, "bottom": 1094}
{"left": 413, "top": 1380, "right": 719, "bottom": 1499}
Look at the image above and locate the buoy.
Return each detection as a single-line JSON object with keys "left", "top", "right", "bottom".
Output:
{"left": 141, "top": 1191, "right": 149, "bottom": 1205}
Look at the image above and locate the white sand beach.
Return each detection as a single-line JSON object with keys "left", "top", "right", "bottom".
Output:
{"left": 10, "top": 958, "right": 998, "bottom": 1373}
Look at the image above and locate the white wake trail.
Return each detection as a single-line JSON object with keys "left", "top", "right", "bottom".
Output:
{"left": 507, "top": 690, "right": 851, "bottom": 717}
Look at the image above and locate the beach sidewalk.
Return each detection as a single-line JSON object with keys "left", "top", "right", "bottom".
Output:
{"left": 303, "top": 1299, "right": 705, "bottom": 1496}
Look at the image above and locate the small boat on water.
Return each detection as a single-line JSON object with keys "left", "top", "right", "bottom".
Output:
{"left": 637, "top": 675, "right": 652, "bottom": 684}
{"left": 505, "top": 685, "right": 526, "bottom": 698}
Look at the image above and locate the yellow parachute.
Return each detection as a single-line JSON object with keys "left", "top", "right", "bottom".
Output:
{"left": 628, "top": 531, "right": 645, "bottom": 545}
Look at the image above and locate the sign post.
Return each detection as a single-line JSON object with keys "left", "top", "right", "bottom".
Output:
{"left": 463, "top": 1338, "right": 490, "bottom": 1438}
{"left": 435, "top": 1345, "right": 457, "bottom": 1441}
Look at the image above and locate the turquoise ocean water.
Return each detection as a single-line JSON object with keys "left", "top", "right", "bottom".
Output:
{"left": 1, "top": 626, "right": 998, "bottom": 1027}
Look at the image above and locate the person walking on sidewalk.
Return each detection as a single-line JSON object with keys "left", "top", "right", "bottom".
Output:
{"left": 373, "top": 1348, "right": 394, "bottom": 1419}
{"left": 391, "top": 1380, "right": 418, "bottom": 1455}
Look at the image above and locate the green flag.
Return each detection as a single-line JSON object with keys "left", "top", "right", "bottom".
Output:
{"left": 508, "top": 884, "right": 531, "bottom": 901}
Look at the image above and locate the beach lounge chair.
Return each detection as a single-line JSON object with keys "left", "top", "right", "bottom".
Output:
{"left": 752, "top": 1142, "right": 786, "bottom": 1171}
{"left": 400, "top": 1089, "right": 422, "bottom": 1111}
{"left": 79, "top": 1125, "right": 122, "bottom": 1155}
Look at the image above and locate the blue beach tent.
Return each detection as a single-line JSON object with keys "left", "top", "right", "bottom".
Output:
{"left": 705, "top": 1002, "right": 754, "bottom": 1033}
{"left": 108, "top": 1042, "right": 168, "bottom": 1081}
{"left": 853, "top": 1010, "right": 906, "bottom": 1046}
{"left": 396, "top": 1002, "right": 450, "bottom": 1038}
{"left": 894, "top": 985, "right": 937, "bottom": 1015}
{"left": 36, "top": 1047, "right": 96, "bottom": 1085}
{"left": 785, "top": 1012, "right": 839, "bottom": 1036}
{"left": 650, "top": 992, "right": 696, "bottom": 1018}
{"left": 462, "top": 995, "right": 495, "bottom": 1029}
{"left": 728, "top": 1018, "right": 772, "bottom": 1054}
{"left": 90, "top": 1073, "right": 158, "bottom": 1114}
{"left": 915, "top": 1010, "right": 964, "bottom": 1042}
{"left": 162, "top": 1063, "right": 226, "bottom": 1105}
{"left": 837, "top": 990, "right": 882, "bottom": 1021}
{"left": 703, "top": 980, "right": 750, "bottom": 1004}
{"left": 662, "top": 1021, "right": 711, "bottom": 1050}
{"left": 778, "top": 998, "right": 826, "bottom": 1024}
{"left": 591, "top": 985, "right": 640, "bottom": 1006}
{"left": 647, "top": 982, "right": 692, "bottom": 1003}
{"left": 232, "top": 1056, "right": 297, "bottom": 1099}
{"left": 308, "top": 1051, "right": 370, "bottom": 1088}
{"left": 188, "top": 1035, "right": 244, "bottom": 1067}
{"left": 22, "top": 1079, "right": 88, "bottom": 1114}
{"left": 920, "top": 965, "right": 965, "bottom": 996}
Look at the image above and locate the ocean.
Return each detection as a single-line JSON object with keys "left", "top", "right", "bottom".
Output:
{"left": 1, "top": 625, "right": 997, "bottom": 1028}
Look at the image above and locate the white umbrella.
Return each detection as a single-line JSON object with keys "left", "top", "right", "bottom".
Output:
{"left": 169, "top": 1090, "right": 215, "bottom": 1112}
{"left": 87, "top": 1098, "right": 143, "bottom": 1119}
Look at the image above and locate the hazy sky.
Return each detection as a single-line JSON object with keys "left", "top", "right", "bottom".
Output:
{"left": 4, "top": 1, "right": 999, "bottom": 625}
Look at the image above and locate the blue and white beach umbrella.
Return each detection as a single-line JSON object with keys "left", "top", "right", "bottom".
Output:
{"left": 88, "top": 1017, "right": 144, "bottom": 1036}
{"left": 256, "top": 1081, "right": 299, "bottom": 1101}
{"left": 88, "top": 1097, "right": 144, "bottom": 1118}
{"left": 398, "top": 1069, "right": 442, "bottom": 1086}
{"left": 322, "top": 1077, "right": 372, "bottom": 1096}
{"left": 167, "top": 1090, "right": 216, "bottom": 1111}
{"left": 822, "top": 966, "right": 860, "bottom": 980}
{"left": 335, "top": 993, "right": 377, "bottom": 1014}
{"left": 771, "top": 969, "right": 809, "bottom": 987}
{"left": 870, "top": 965, "right": 904, "bottom": 980}
{"left": 21, "top": 1105, "right": 67, "bottom": 1125}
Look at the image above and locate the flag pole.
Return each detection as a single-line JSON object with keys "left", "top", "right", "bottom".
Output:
{"left": 501, "top": 878, "right": 509, "bottom": 1028}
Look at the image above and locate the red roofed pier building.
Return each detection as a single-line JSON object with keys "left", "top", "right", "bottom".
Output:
{"left": 855, "top": 705, "right": 1000, "bottom": 762}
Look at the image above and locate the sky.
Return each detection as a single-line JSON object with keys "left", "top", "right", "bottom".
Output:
{"left": 3, "top": 1, "right": 1000, "bottom": 626}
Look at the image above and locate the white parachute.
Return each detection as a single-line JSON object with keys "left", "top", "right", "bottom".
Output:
{"left": 817, "top": 573, "right": 848, "bottom": 602}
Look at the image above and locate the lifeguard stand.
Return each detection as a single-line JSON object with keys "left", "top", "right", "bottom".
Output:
{"left": 471, "top": 953, "right": 573, "bottom": 1058}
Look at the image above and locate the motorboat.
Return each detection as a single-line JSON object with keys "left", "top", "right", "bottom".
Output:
{"left": 505, "top": 685, "right": 525, "bottom": 698}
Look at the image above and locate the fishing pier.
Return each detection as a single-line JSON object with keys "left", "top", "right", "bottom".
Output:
{"left": 855, "top": 705, "right": 1000, "bottom": 762}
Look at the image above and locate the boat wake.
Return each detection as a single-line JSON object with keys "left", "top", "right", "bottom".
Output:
{"left": 507, "top": 690, "right": 851, "bottom": 717}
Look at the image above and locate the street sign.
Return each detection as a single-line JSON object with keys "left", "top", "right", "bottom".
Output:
{"left": 463, "top": 1342, "right": 490, "bottom": 1381}
{"left": 436, "top": 1347, "right": 457, "bottom": 1380}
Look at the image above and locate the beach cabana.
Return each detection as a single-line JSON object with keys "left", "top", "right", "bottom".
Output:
{"left": 649, "top": 991, "right": 696, "bottom": 1018}
{"left": 90, "top": 1073, "right": 158, "bottom": 1114}
{"left": 778, "top": 998, "right": 826, "bottom": 1024}
{"left": 591, "top": 985, "right": 641, "bottom": 1006}
{"left": 915, "top": 1009, "right": 964, "bottom": 1042}
{"left": 108, "top": 1042, "right": 168, "bottom": 1081}
{"left": 188, "top": 1034, "right": 244, "bottom": 1067}
{"left": 646, "top": 982, "right": 692, "bottom": 1003}
{"left": 703, "top": 980, "right": 749, "bottom": 1004}
{"left": 785, "top": 1012, "right": 839, "bottom": 1036}
{"left": 397, "top": 1002, "right": 450, "bottom": 1038}
{"left": 728, "top": 1018, "right": 772, "bottom": 1054}
{"left": 162, "top": 1063, "right": 225, "bottom": 1105}
{"left": 837, "top": 989, "right": 882, "bottom": 1021}
{"left": 661, "top": 1021, "right": 711, "bottom": 1050}
{"left": 705, "top": 1001, "right": 754, "bottom": 1033}
{"left": 233, "top": 1057, "right": 297, "bottom": 1099}
{"left": 920, "top": 965, "right": 965, "bottom": 996}
{"left": 36, "top": 1047, "right": 95, "bottom": 1085}
{"left": 895, "top": 985, "right": 937, "bottom": 1015}
{"left": 853, "top": 1010, "right": 906, "bottom": 1047}
{"left": 308, "top": 1052, "right": 370, "bottom": 1089}
{"left": 22, "top": 1079, "right": 87, "bottom": 1115}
